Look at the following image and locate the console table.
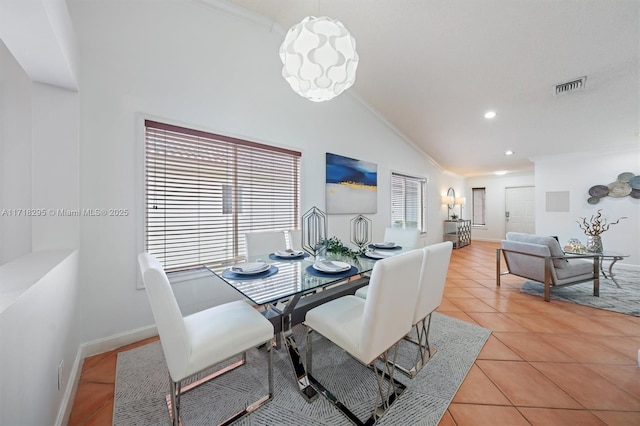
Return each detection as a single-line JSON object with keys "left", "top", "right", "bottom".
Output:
{"left": 443, "top": 220, "right": 471, "bottom": 248}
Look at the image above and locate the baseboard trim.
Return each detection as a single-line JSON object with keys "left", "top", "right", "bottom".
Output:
{"left": 55, "top": 324, "right": 159, "bottom": 425}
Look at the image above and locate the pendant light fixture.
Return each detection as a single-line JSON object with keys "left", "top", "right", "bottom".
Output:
{"left": 279, "top": 16, "right": 359, "bottom": 102}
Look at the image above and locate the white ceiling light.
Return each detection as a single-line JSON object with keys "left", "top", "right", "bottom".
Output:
{"left": 505, "top": 150, "right": 514, "bottom": 156}
{"left": 494, "top": 170, "right": 508, "bottom": 175}
{"left": 484, "top": 111, "right": 496, "bottom": 119}
{"left": 279, "top": 16, "right": 359, "bottom": 102}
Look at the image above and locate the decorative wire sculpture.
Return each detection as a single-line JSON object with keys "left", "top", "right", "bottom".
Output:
{"left": 350, "top": 215, "right": 371, "bottom": 250}
{"left": 301, "top": 206, "right": 328, "bottom": 257}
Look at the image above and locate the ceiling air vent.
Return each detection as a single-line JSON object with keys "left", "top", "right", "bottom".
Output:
{"left": 554, "top": 76, "right": 586, "bottom": 96}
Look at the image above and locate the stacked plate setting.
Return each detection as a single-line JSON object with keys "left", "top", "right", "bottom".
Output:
{"left": 230, "top": 262, "right": 270, "bottom": 275}
{"left": 312, "top": 260, "right": 351, "bottom": 273}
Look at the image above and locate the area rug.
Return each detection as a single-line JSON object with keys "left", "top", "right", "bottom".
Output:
{"left": 113, "top": 312, "right": 490, "bottom": 425}
{"left": 520, "top": 268, "right": 640, "bottom": 316}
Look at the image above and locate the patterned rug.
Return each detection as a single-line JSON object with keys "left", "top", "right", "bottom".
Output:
{"left": 520, "top": 268, "right": 640, "bottom": 316}
{"left": 113, "top": 313, "right": 490, "bottom": 425}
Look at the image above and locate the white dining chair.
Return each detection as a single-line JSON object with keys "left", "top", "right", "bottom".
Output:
{"left": 403, "top": 241, "right": 452, "bottom": 376}
{"left": 138, "top": 252, "right": 274, "bottom": 425}
{"left": 286, "top": 229, "right": 303, "bottom": 251}
{"left": 383, "top": 227, "right": 421, "bottom": 249}
{"left": 243, "top": 230, "right": 288, "bottom": 257}
{"left": 304, "top": 249, "right": 423, "bottom": 424}
{"left": 354, "top": 242, "right": 453, "bottom": 377}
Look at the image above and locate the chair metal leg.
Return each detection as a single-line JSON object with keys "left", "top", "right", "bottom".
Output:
{"left": 168, "top": 377, "right": 181, "bottom": 426}
{"left": 391, "top": 313, "right": 436, "bottom": 378}
{"left": 164, "top": 339, "right": 274, "bottom": 426}
{"left": 307, "top": 330, "right": 407, "bottom": 425}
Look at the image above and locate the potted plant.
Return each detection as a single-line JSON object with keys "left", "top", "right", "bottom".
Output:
{"left": 577, "top": 209, "right": 626, "bottom": 253}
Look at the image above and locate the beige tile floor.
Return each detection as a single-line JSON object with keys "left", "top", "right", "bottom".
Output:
{"left": 69, "top": 241, "right": 640, "bottom": 425}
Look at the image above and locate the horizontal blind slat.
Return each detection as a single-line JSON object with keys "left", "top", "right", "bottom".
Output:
{"left": 145, "top": 120, "right": 300, "bottom": 270}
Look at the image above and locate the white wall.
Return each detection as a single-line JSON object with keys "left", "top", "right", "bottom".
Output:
{"left": 0, "top": 250, "right": 80, "bottom": 426}
{"left": 31, "top": 82, "right": 80, "bottom": 251}
{"left": 534, "top": 148, "right": 640, "bottom": 268}
{"left": 0, "top": 40, "right": 32, "bottom": 264}
{"left": 465, "top": 172, "right": 536, "bottom": 242}
{"left": 1, "top": 24, "right": 81, "bottom": 426}
{"left": 67, "top": 0, "right": 461, "bottom": 343}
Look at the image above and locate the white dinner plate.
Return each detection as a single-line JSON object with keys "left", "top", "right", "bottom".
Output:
{"left": 364, "top": 250, "right": 392, "bottom": 259}
{"left": 372, "top": 242, "right": 397, "bottom": 249}
{"left": 274, "top": 250, "right": 305, "bottom": 258}
{"left": 230, "top": 262, "right": 270, "bottom": 275}
{"left": 312, "top": 260, "right": 351, "bottom": 273}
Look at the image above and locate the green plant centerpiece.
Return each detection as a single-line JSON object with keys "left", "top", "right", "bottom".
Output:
{"left": 450, "top": 213, "right": 459, "bottom": 220}
{"left": 323, "top": 236, "right": 364, "bottom": 259}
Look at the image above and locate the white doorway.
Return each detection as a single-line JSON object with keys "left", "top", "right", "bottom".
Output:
{"left": 505, "top": 186, "right": 535, "bottom": 235}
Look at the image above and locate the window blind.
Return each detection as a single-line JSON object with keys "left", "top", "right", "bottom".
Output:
{"left": 391, "top": 172, "right": 426, "bottom": 231}
{"left": 472, "top": 187, "right": 486, "bottom": 225}
{"left": 145, "top": 120, "right": 301, "bottom": 271}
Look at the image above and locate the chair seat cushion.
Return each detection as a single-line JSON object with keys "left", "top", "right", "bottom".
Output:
{"left": 555, "top": 259, "right": 595, "bottom": 283}
{"left": 304, "top": 295, "right": 365, "bottom": 362}
{"left": 182, "top": 300, "right": 273, "bottom": 379}
{"left": 354, "top": 285, "right": 369, "bottom": 299}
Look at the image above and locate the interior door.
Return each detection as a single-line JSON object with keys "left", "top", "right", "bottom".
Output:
{"left": 505, "top": 186, "right": 535, "bottom": 235}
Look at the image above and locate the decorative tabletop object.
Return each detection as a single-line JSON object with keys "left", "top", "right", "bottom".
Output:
{"left": 324, "top": 236, "right": 364, "bottom": 259}
{"left": 563, "top": 238, "right": 587, "bottom": 254}
{"left": 576, "top": 209, "right": 627, "bottom": 253}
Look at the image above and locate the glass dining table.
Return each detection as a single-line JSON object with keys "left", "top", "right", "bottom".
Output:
{"left": 204, "top": 251, "right": 385, "bottom": 401}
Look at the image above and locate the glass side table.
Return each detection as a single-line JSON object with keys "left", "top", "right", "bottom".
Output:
{"left": 566, "top": 251, "right": 628, "bottom": 288}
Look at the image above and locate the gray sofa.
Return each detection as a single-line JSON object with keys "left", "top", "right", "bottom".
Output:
{"left": 497, "top": 232, "right": 600, "bottom": 302}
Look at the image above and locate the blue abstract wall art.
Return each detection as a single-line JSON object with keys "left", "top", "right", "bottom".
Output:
{"left": 326, "top": 152, "right": 377, "bottom": 214}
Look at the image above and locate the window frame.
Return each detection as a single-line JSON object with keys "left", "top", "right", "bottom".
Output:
{"left": 390, "top": 171, "right": 428, "bottom": 233}
{"left": 141, "top": 119, "right": 301, "bottom": 273}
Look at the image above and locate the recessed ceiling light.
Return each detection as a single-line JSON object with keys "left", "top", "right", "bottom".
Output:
{"left": 505, "top": 150, "right": 514, "bottom": 156}
{"left": 494, "top": 170, "right": 508, "bottom": 175}
{"left": 484, "top": 111, "right": 496, "bottom": 119}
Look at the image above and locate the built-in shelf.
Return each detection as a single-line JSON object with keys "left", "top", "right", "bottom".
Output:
{"left": 0, "top": 249, "right": 74, "bottom": 313}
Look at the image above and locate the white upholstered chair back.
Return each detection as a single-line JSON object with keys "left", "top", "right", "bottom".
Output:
{"left": 137, "top": 252, "right": 190, "bottom": 381}
{"left": 383, "top": 227, "right": 420, "bottom": 249}
{"left": 244, "top": 230, "right": 287, "bottom": 257}
{"left": 413, "top": 242, "right": 453, "bottom": 324}
{"left": 286, "top": 229, "right": 303, "bottom": 251}
{"left": 360, "top": 249, "right": 423, "bottom": 364}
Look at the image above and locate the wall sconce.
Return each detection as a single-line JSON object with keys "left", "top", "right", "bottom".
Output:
{"left": 442, "top": 187, "right": 456, "bottom": 219}
{"left": 455, "top": 196, "right": 465, "bottom": 219}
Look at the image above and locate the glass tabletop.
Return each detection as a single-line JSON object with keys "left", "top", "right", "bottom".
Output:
{"left": 205, "top": 253, "right": 379, "bottom": 306}
{"left": 564, "top": 251, "right": 628, "bottom": 258}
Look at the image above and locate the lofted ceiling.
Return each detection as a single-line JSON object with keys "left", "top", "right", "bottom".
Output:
{"left": 231, "top": 0, "right": 640, "bottom": 177}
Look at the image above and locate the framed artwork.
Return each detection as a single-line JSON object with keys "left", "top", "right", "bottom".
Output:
{"left": 326, "top": 153, "right": 377, "bottom": 214}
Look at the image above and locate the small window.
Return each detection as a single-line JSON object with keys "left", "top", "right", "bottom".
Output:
{"left": 144, "top": 120, "right": 301, "bottom": 271}
{"left": 472, "top": 187, "right": 486, "bottom": 226}
{"left": 391, "top": 172, "right": 427, "bottom": 232}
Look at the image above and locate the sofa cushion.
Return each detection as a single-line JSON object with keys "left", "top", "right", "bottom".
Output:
{"left": 506, "top": 232, "right": 568, "bottom": 269}
{"left": 555, "top": 259, "right": 595, "bottom": 282}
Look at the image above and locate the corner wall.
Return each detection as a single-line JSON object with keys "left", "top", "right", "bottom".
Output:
{"left": 534, "top": 148, "right": 640, "bottom": 268}
{"left": 465, "top": 172, "right": 535, "bottom": 242}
